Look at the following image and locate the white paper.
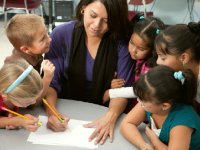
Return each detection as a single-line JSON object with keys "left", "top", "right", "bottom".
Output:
{"left": 27, "top": 116, "right": 98, "bottom": 149}
{"left": 109, "top": 87, "right": 136, "bottom": 99}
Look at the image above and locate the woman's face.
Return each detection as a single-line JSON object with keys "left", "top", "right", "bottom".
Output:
{"left": 82, "top": 1, "right": 108, "bottom": 38}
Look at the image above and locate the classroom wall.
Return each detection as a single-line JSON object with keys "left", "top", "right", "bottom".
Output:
{"left": 73, "top": 0, "right": 200, "bottom": 25}
{"left": 1, "top": 0, "right": 199, "bottom": 25}
{"left": 128, "top": 0, "right": 200, "bottom": 24}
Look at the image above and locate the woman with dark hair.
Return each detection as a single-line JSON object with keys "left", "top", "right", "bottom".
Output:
{"left": 44, "top": 0, "right": 134, "bottom": 145}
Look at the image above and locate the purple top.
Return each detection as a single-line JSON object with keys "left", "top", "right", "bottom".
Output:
{"left": 86, "top": 48, "right": 94, "bottom": 81}
{"left": 45, "top": 21, "right": 134, "bottom": 98}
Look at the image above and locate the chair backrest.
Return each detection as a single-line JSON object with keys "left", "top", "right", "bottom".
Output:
{"left": 0, "top": 0, "right": 41, "bottom": 10}
{"left": 129, "top": 0, "right": 153, "bottom": 5}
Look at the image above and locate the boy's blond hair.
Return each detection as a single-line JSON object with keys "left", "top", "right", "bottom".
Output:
{"left": 0, "top": 58, "right": 43, "bottom": 105}
{"left": 6, "top": 14, "right": 45, "bottom": 50}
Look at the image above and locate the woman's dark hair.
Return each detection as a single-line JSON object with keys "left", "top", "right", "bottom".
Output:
{"left": 134, "top": 65, "right": 197, "bottom": 106}
{"left": 155, "top": 21, "right": 200, "bottom": 63}
{"left": 75, "top": 0, "right": 130, "bottom": 41}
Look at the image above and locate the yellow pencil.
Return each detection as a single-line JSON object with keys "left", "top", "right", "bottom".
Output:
{"left": 42, "top": 98, "right": 64, "bottom": 123}
{"left": 0, "top": 106, "right": 42, "bottom": 126}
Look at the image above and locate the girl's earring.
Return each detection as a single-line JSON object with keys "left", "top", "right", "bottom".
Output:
{"left": 182, "top": 61, "right": 186, "bottom": 66}
{"left": 179, "top": 58, "right": 185, "bottom": 66}
{"left": 162, "top": 106, "right": 167, "bottom": 111}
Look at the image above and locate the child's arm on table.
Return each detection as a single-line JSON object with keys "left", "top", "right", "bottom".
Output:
{"left": 45, "top": 87, "right": 69, "bottom": 132}
{"left": 0, "top": 114, "right": 40, "bottom": 132}
{"left": 146, "top": 125, "right": 192, "bottom": 150}
{"left": 120, "top": 103, "right": 153, "bottom": 150}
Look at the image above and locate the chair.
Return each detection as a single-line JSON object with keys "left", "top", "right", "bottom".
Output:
{"left": 0, "top": 0, "right": 43, "bottom": 22}
{"left": 128, "top": 0, "right": 153, "bottom": 20}
{"left": 129, "top": 0, "right": 153, "bottom": 5}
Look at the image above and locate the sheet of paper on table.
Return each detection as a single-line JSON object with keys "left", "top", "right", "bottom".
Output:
{"left": 27, "top": 115, "right": 98, "bottom": 149}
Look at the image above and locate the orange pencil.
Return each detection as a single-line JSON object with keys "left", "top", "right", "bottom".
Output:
{"left": 0, "top": 106, "right": 42, "bottom": 126}
{"left": 42, "top": 98, "right": 64, "bottom": 123}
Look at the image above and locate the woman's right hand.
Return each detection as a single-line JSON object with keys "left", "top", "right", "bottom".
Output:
{"left": 47, "top": 114, "right": 69, "bottom": 132}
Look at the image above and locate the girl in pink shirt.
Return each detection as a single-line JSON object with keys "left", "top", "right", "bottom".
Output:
{"left": 103, "top": 14, "right": 165, "bottom": 113}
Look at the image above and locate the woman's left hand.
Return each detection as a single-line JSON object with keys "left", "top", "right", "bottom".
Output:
{"left": 83, "top": 111, "right": 117, "bottom": 145}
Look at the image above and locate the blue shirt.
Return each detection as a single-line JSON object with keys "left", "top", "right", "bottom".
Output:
{"left": 146, "top": 104, "right": 200, "bottom": 150}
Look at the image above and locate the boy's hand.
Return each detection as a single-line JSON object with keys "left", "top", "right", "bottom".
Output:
{"left": 41, "top": 59, "right": 55, "bottom": 81}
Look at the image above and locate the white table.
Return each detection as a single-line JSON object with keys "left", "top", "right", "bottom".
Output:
{"left": 0, "top": 99, "right": 147, "bottom": 150}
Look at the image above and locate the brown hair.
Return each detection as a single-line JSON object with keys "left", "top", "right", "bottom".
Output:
{"left": 75, "top": 0, "right": 130, "bottom": 41}
{"left": 134, "top": 65, "right": 196, "bottom": 106}
{"left": 6, "top": 14, "right": 44, "bottom": 50}
{"left": 155, "top": 22, "right": 200, "bottom": 63}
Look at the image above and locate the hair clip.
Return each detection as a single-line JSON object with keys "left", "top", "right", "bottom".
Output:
{"left": 4, "top": 65, "right": 33, "bottom": 94}
{"left": 139, "top": 16, "right": 145, "bottom": 20}
{"left": 174, "top": 71, "right": 185, "bottom": 84}
{"left": 156, "top": 29, "right": 160, "bottom": 35}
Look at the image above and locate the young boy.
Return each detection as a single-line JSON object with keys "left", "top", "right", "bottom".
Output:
{"left": 5, "top": 14, "right": 54, "bottom": 101}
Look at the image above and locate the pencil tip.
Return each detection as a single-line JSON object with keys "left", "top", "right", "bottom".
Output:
{"left": 38, "top": 121, "right": 42, "bottom": 126}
